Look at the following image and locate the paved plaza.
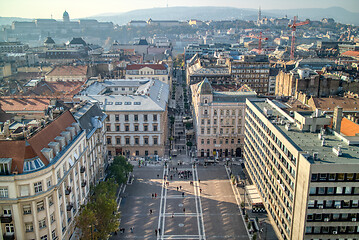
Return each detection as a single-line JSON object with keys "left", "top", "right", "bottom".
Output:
{"left": 111, "top": 161, "right": 250, "bottom": 239}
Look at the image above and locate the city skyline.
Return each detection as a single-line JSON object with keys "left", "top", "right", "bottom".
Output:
{"left": 0, "top": 0, "right": 359, "bottom": 19}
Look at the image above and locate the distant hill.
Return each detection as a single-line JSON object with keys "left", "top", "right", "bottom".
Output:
{"left": 0, "top": 17, "right": 32, "bottom": 26}
{"left": 90, "top": 6, "right": 359, "bottom": 26}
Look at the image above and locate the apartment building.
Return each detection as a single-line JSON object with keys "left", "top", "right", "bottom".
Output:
{"left": 229, "top": 55, "right": 270, "bottom": 95}
{"left": 0, "top": 103, "right": 106, "bottom": 240}
{"left": 191, "top": 79, "right": 257, "bottom": 158}
{"left": 125, "top": 63, "right": 171, "bottom": 88}
{"left": 77, "top": 79, "right": 169, "bottom": 158}
{"left": 244, "top": 98, "right": 359, "bottom": 239}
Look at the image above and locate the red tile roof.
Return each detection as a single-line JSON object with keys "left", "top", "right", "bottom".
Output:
{"left": 126, "top": 63, "right": 167, "bottom": 70}
{"left": 340, "top": 117, "right": 359, "bottom": 136}
{"left": 25, "top": 81, "right": 84, "bottom": 97}
{"left": 311, "top": 97, "right": 359, "bottom": 112}
{"left": 46, "top": 65, "right": 88, "bottom": 77}
{"left": 0, "top": 97, "right": 52, "bottom": 112}
{"left": 342, "top": 51, "right": 359, "bottom": 58}
{"left": 0, "top": 111, "right": 77, "bottom": 174}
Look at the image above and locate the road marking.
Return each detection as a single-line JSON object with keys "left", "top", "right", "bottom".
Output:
{"left": 194, "top": 166, "right": 206, "bottom": 240}
{"left": 162, "top": 235, "right": 200, "bottom": 239}
{"left": 224, "top": 165, "right": 251, "bottom": 239}
{"left": 157, "top": 166, "right": 167, "bottom": 240}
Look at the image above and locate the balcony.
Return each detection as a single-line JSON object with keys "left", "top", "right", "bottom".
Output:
{"left": 81, "top": 180, "right": 87, "bottom": 187}
{"left": 3, "top": 233, "right": 15, "bottom": 240}
{"left": 80, "top": 166, "right": 86, "bottom": 173}
{"left": 65, "top": 187, "right": 72, "bottom": 195}
{"left": 0, "top": 215, "right": 12, "bottom": 223}
{"left": 66, "top": 203, "right": 73, "bottom": 211}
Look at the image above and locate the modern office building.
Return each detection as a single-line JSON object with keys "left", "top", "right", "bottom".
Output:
{"left": 77, "top": 79, "right": 169, "bottom": 158}
{"left": 191, "top": 78, "right": 257, "bottom": 158}
{"left": 244, "top": 98, "right": 359, "bottom": 239}
{"left": 0, "top": 107, "right": 106, "bottom": 240}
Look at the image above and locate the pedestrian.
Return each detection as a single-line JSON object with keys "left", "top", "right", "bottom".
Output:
{"left": 152, "top": 193, "right": 154, "bottom": 198}
{"left": 182, "top": 192, "right": 184, "bottom": 197}
{"left": 155, "top": 193, "right": 157, "bottom": 198}
{"left": 180, "top": 186, "right": 182, "bottom": 190}
{"left": 172, "top": 213, "right": 174, "bottom": 218}
{"left": 130, "top": 227, "right": 134, "bottom": 233}
{"left": 183, "top": 208, "right": 185, "bottom": 213}
{"left": 155, "top": 229, "right": 158, "bottom": 236}
{"left": 158, "top": 228, "right": 161, "bottom": 234}
{"left": 150, "top": 209, "right": 153, "bottom": 214}
{"left": 200, "top": 188, "right": 202, "bottom": 193}
{"left": 177, "top": 186, "right": 179, "bottom": 191}
{"left": 157, "top": 174, "right": 159, "bottom": 178}
{"left": 198, "top": 179, "right": 201, "bottom": 183}
{"left": 122, "top": 228, "right": 125, "bottom": 233}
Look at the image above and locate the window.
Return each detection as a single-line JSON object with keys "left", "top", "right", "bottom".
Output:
{"left": 144, "top": 114, "right": 148, "bottom": 121}
{"left": 5, "top": 223, "right": 14, "bottom": 233}
{"left": 337, "top": 173, "right": 344, "bottom": 180}
{"left": 214, "top": 119, "right": 217, "bottom": 125}
{"left": 34, "top": 181, "right": 43, "bottom": 193}
{"left": 213, "top": 139, "right": 216, "bottom": 144}
{"left": 207, "top": 119, "right": 210, "bottom": 125}
{"left": 231, "top": 139, "right": 234, "bottom": 144}
{"left": 37, "top": 201, "right": 44, "bottom": 212}
{"left": 135, "top": 151, "right": 139, "bottom": 156}
{"left": 25, "top": 223, "right": 33, "bottom": 232}
{"left": 153, "top": 138, "right": 158, "bottom": 145}
{"left": 145, "top": 151, "right": 148, "bottom": 156}
{"left": 40, "top": 234, "right": 48, "bottom": 240}
{"left": 106, "top": 125, "right": 111, "bottom": 131}
{"left": 125, "top": 138, "right": 130, "bottom": 145}
{"left": 134, "top": 115, "right": 138, "bottom": 121}
{"left": 115, "top": 115, "right": 119, "bottom": 121}
{"left": 201, "top": 139, "right": 204, "bottom": 144}
{"left": 135, "top": 138, "right": 139, "bottom": 145}
{"left": 327, "top": 187, "right": 334, "bottom": 194}
{"left": 318, "top": 187, "right": 325, "bottom": 194}
{"left": 345, "top": 187, "right": 352, "bottom": 194}
{"left": 144, "top": 138, "right": 148, "bottom": 145}
{"left": 201, "top": 128, "right": 204, "bottom": 134}
{"left": 144, "top": 125, "right": 148, "bottom": 131}
{"left": 308, "top": 200, "right": 315, "bottom": 208}
{"left": 319, "top": 173, "right": 327, "bottom": 180}
{"left": 52, "top": 230, "right": 56, "bottom": 239}
{"left": 50, "top": 213, "right": 55, "bottom": 223}
{"left": 207, "top": 128, "right": 210, "bottom": 134}
{"left": 23, "top": 205, "right": 31, "bottom": 214}
{"left": 125, "top": 115, "right": 129, "bottom": 121}
{"left": 0, "top": 187, "right": 8, "bottom": 198}
{"left": 116, "top": 125, "right": 120, "bottom": 131}
{"left": 354, "top": 187, "right": 359, "bottom": 194}
{"left": 125, "top": 125, "right": 129, "bottom": 131}
{"left": 352, "top": 200, "right": 358, "bottom": 207}
{"left": 39, "top": 218, "right": 46, "bottom": 229}
{"left": 153, "top": 125, "right": 158, "bottom": 132}
{"left": 201, "top": 119, "right": 204, "bottom": 125}
{"left": 3, "top": 207, "right": 11, "bottom": 215}
{"left": 206, "top": 139, "right": 210, "bottom": 144}
{"left": 309, "top": 187, "right": 316, "bottom": 195}
{"left": 116, "top": 138, "right": 121, "bottom": 144}
{"left": 214, "top": 110, "right": 217, "bottom": 115}
{"left": 336, "top": 187, "right": 343, "bottom": 194}
{"left": 153, "top": 114, "right": 157, "bottom": 121}
{"left": 154, "top": 150, "right": 158, "bottom": 155}
{"left": 307, "top": 214, "right": 313, "bottom": 221}
{"left": 329, "top": 173, "right": 336, "bottom": 180}
{"left": 48, "top": 196, "right": 53, "bottom": 206}
{"left": 107, "top": 138, "right": 111, "bottom": 145}
{"left": 135, "top": 125, "right": 139, "bottom": 131}
{"left": 347, "top": 173, "right": 354, "bottom": 180}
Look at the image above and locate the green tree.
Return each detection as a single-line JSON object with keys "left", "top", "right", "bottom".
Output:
{"left": 108, "top": 156, "right": 134, "bottom": 185}
{"left": 76, "top": 205, "right": 97, "bottom": 240}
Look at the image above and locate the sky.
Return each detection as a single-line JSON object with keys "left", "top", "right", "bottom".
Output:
{"left": 1, "top": 0, "right": 358, "bottom": 19}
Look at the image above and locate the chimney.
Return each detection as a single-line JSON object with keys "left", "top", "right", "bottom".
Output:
{"left": 41, "top": 148, "right": 54, "bottom": 162}
{"left": 55, "top": 136, "right": 66, "bottom": 150}
{"left": 4, "top": 120, "right": 10, "bottom": 138}
{"left": 61, "top": 131, "right": 71, "bottom": 144}
{"left": 71, "top": 122, "right": 81, "bottom": 134}
{"left": 333, "top": 106, "right": 343, "bottom": 133}
{"left": 48, "top": 142, "right": 60, "bottom": 156}
{"left": 66, "top": 127, "right": 76, "bottom": 138}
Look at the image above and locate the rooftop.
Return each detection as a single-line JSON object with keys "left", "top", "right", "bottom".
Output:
{"left": 46, "top": 65, "right": 88, "bottom": 77}
{"left": 0, "top": 97, "right": 52, "bottom": 112}
{"left": 126, "top": 63, "right": 167, "bottom": 71}
{"left": 251, "top": 99, "right": 359, "bottom": 165}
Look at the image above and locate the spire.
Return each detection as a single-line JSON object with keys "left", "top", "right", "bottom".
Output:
{"left": 257, "top": 6, "right": 262, "bottom": 26}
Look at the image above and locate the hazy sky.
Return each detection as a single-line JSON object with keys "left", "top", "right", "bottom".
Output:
{"left": 1, "top": 0, "right": 358, "bottom": 19}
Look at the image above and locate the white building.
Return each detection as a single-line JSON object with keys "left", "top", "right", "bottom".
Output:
{"left": 125, "top": 63, "right": 171, "bottom": 88}
{"left": 77, "top": 79, "right": 169, "bottom": 158}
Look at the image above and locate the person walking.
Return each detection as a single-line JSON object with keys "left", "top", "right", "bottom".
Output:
{"left": 183, "top": 208, "right": 186, "bottom": 213}
{"left": 149, "top": 209, "right": 153, "bottom": 214}
{"left": 155, "top": 229, "right": 158, "bottom": 236}
{"left": 158, "top": 228, "right": 161, "bottom": 234}
{"left": 130, "top": 227, "right": 134, "bottom": 233}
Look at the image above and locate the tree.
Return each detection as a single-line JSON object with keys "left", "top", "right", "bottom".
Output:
{"left": 76, "top": 179, "right": 120, "bottom": 240}
{"left": 108, "top": 156, "right": 134, "bottom": 185}
{"left": 76, "top": 205, "right": 97, "bottom": 240}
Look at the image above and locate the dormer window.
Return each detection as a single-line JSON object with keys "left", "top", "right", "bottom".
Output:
{"left": 0, "top": 158, "right": 12, "bottom": 175}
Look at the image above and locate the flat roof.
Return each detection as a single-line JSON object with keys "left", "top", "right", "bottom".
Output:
{"left": 251, "top": 100, "right": 359, "bottom": 165}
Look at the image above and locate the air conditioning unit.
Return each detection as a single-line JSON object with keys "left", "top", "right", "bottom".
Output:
{"left": 318, "top": 205, "right": 323, "bottom": 209}
{"left": 324, "top": 218, "right": 329, "bottom": 222}
{"left": 352, "top": 218, "right": 357, "bottom": 222}
{"left": 333, "top": 231, "right": 337, "bottom": 234}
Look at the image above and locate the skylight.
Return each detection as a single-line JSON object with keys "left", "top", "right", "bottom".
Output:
{"left": 23, "top": 157, "right": 45, "bottom": 172}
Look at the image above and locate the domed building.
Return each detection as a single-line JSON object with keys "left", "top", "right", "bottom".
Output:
{"left": 63, "top": 10, "right": 70, "bottom": 22}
